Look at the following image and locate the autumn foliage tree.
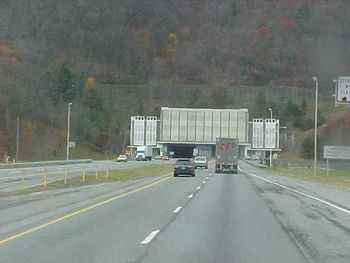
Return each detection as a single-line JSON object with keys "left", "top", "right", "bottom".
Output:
{"left": 1, "top": 0, "right": 349, "bottom": 158}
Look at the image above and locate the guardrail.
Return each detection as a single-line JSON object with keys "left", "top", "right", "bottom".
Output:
{"left": 0, "top": 159, "right": 92, "bottom": 169}
{"left": 0, "top": 166, "right": 110, "bottom": 191}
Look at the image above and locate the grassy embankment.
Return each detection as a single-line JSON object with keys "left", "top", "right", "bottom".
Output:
{"left": 268, "top": 167, "right": 350, "bottom": 190}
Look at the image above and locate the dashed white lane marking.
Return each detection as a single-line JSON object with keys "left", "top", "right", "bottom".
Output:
{"left": 202, "top": 181, "right": 206, "bottom": 184}
{"left": 239, "top": 167, "right": 350, "bottom": 215}
{"left": 11, "top": 171, "right": 20, "bottom": 173}
{"left": 188, "top": 194, "right": 193, "bottom": 199}
{"left": 141, "top": 230, "right": 160, "bottom": 244}
{"left": 173, "top": 206, "right": 182, "bottom": 214}
{"left": 206, "top": 176, "right": 209, "bottom": 179}
{"left": 197, "top": 186, "right": 201, "bottom": 190}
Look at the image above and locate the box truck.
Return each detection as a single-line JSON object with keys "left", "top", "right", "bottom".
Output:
{"left": 215, "top": 138, "right": 239, "bottom": 174}
{"left": 136, "top": 145, "right": 152, "bottom": 161}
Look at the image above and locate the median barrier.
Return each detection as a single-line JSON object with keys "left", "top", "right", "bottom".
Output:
{"left": 0, "top": 159, "right": 93, "bottom": 169}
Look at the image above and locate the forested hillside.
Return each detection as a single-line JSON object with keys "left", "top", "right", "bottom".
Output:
{"left": 1, "top": 0, "right": 350, "bottom": 160}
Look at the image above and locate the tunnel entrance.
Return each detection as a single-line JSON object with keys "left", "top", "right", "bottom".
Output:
{"left": 167, "top": 144, "right": 195, "bottom": 158}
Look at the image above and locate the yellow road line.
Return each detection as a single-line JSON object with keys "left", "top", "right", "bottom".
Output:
{"left": 0, "top": 176, "right": 170, "bottom": 245}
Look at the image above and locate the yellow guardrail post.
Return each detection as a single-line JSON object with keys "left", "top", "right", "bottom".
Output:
{"left": 95, "top": 168, "right": 98, "bottom": 180}
{"left": 21, "top": 171, "right": 25, "bottom": 190}
{"left": 82, "top": 169, "right": 86, "bottom": 183}
{"left": 106, "top": 169, "right": 109, "bottom": 179}
{"left": 44, "top": 169, "right": 48, "bottom": 188}
{"left": 64, "top": 170, "right": 68, "bottom": 185}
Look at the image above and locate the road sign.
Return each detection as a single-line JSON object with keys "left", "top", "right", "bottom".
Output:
{"left": 252, "top": 119, "right": 279, "bottom": 149}
{"left": 68, "top": 141, "right": 75, "bottom": 148}
{"left": 252, "top": 119, "right": 264, "bottom": 149}
{"left": 324, "top": 146, "right": 350, "bottom": 160}
{"left": 131, "top": 116, "right": 145, "bottom": 146}
{"left": 335, "top": 77, "right": 350, "bottom": 104}
{"left": 265, "top": 119, "right": 277, "bottom": 149}
{"left": 145, "top": 116, "right": 157, "bottom": 146}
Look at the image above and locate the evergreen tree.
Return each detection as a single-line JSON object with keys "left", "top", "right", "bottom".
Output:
{"left": 57, "top": 65, "right": 75, "bottom": 102}
{"left": 254, "top": 91, "right": 267, "bottom": 118}
{"left": 284, "top": 99, "right": 301, "bottom": 117}
{"left": 301, "top": 99, "right": 307, "bottom": 114}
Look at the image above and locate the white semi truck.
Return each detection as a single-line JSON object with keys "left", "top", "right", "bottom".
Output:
{"left": 136, "top": 145, "right": 152, "bottom": 161}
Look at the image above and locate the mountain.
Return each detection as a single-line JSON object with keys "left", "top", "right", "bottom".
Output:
{"left": 0, "top": 0, "right": 349, "bottom": 160}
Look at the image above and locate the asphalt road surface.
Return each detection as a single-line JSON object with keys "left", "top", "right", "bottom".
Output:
{"left": 0, "top": 160, "right": 162, "bottom": 192}
{"left": 0, "top": 161, "right": 349, "bottom": 263}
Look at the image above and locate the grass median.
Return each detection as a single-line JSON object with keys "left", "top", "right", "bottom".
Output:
{"left": 268, "top": 167, "right": 350, "bottom": 190}
{"left": 2, "top": 164, "right": 173, "bottom": 196}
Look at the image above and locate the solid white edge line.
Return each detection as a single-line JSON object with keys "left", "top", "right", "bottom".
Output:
{"left": 238, "top": 166, "right": 350, "bottom": 215}
{"left": 197, "top": 186, "right": 201, "bottom": 190}
{"left": 141, "top": 230, "right": 160, "bottom": 244}
{"left": 188, "top": 194, "right": 193, "bottom": 199}
{"left": 173, "top": 206, "right": 182, "bottom": 214}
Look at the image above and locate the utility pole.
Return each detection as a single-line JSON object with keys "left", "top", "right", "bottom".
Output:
{"left": 268, "top": 108, "right": 273, "bottom": 168}
{"left": 66, "top": 103, "right": 72, "bottom": 161}
{"left": 16, "top": 116, "right": 19, "bottom": 162}
{"left": 312, "top": 77, "right": 318, "bottom": 176}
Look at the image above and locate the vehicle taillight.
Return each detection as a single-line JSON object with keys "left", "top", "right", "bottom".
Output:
{"left": 174, "top": 165, "right": 179, "bottom": 170}
{"left": 188, "top": 166, "right": 193, "bottom": 170}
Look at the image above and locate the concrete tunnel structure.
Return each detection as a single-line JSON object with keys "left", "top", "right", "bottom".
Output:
{"left": 128, "top": 107, "right": 250, "bottom": 158}
{"left": 157, "top": 107, "right": 250, "bottom": 158}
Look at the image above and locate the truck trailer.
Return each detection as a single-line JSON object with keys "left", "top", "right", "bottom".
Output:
{"left": 215, "top": 138, "right": 239, "bottom": 174}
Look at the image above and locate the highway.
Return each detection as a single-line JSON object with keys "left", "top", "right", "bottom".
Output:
{"left": 0, "top": 161, "right": 349, "bottom": 263}
{"left": 0, "top": 160, "right": 159, "bottom": 192}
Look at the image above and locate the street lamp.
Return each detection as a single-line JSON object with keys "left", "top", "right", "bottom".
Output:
{"left": 312, "top": 77, "right": 318, "bottom": 176}
{"left": 66, "top": 102, "right": 72, "bottom": 160}
{"left": 268, "top": 108, "right": 273, "bottom": 167}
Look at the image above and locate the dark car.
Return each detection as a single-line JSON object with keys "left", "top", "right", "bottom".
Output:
{"left": 173, "top": 159, "right": 195, "bottom": 177}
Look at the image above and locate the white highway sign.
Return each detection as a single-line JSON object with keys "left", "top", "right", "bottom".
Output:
{"left": 252, "top": 119, "right": 264, "bottom": 149}
{"left": 265, "top": 119, "right": 277, "bottom": 149}
{"left": 336, "top": 76, "right": 350, "bottom": 104}
{"left": 252, "top": 119, "right": 279, "bottom": 149}
{"left": 324, "top": 146, "right": 350, "bottom": 160}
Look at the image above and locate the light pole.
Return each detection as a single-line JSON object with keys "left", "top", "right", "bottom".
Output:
{"left": 312, "top": 77, "right": 318, "bottom": 176}
{"left": 66, "top": 102, "right": 72, "bottom": 161}
{"left": 268, "top": 108, "right": 273, "bottom": 167}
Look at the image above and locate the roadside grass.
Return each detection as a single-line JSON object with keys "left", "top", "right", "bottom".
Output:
{"left": 1, "top": 164, "right": 172, "bottom": 197}
{"left": 70, "top": 143, "right": 116, "bottom": 160}
{"left": 268, "top": 167, "right": 350, "bottom": 189}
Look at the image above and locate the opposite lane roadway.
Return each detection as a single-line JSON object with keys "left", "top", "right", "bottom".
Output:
{"left": 0, "top": 160, "right": 162, "bottom": 192}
